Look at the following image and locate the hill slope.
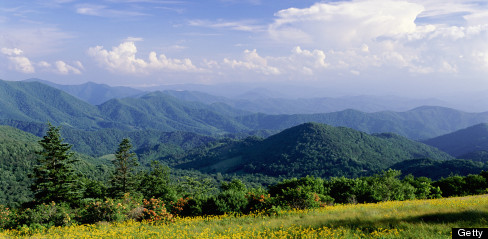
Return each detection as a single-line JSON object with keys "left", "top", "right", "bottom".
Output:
{"left": 237, "top": 106, "right": 488, "bottom": 140}
{"left": 3, "top": 80, "right": 488, "bottom": 140}
{"left": 178, "top": 123, "right": 453, "bottom": 178}
{"left": 423, "top": 123, "right": 488, "bottom": 157}
{"left": 25, "top": 79, "right": 144, "bottom": 105}
{"left": 0, "top": 80, "right": 103, "bottom": 129}
{"left": 390, "top": 158, "right": 488, "bottom": 179}
{"left": 0, "top": 125, "right": 113, "bottom": 207}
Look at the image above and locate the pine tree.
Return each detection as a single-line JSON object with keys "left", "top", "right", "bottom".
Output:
{"left": 31, "top": 123, "right": 81, "bottom": 204}
{"left": 110, "top": 138, "right": 139, "bottom": 198}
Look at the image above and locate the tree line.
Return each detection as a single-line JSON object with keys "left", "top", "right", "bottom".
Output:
{"left": 1, "top": 124, "right": 487, "bottom": 230}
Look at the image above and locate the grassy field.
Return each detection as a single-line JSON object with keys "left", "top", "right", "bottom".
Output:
{"left": 1, "top": 194, "right": 487, "bottom": 238}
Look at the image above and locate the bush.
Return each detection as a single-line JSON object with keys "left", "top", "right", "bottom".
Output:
{"left": 15, "top": 202, "right": 76, "bottom": 229}
{"left": 80, "top": 193, "right": 142, "bottom": 223}
{"left": 269, "top": 176, "right": 330, "bottom": 209}
{"left": 141, "top": 198, "right": 173, "bottom": 223}
{"left": 0, "top": 205, "right": 15, "bottom": 229}
{"left": 245, "top": 192, "right": 272, "bottom": 213}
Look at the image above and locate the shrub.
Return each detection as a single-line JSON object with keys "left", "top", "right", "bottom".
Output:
{"left": 141, "top": 198, "right": 173, "bottom": 223}
{"left": 0, "top": 205, "right": 15, "bottom": 229}
{"left": 15, "top": 202, "right": 75, "bottom": 229}
{"left": 80, "top": 193, "right": 142, "bottom": 223}
{"left": 245, "top": 192, "right": 272, "bottom": 213}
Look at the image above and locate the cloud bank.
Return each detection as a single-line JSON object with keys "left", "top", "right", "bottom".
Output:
{"left": 88, "top": 41, "right": 200, "bottom": 74}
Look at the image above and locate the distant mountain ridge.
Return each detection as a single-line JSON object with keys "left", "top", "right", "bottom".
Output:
{"left": 26, "top": 79, "right": 449, "bottom": 113}
{"left": 24, "top": 78, "right": 144, "bottom": 105}
{"left": 423, "top": 123, "right": 488, "bottom": 157}
{"left": 2, "top": 79, "right": 488, "bottom": 140}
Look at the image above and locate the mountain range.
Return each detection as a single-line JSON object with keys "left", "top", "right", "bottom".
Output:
{"left": 423, "top": 123, "right": 488, "bottom": 158}
{"left": 3, "top": 79, "right": 488, "bottom": 140}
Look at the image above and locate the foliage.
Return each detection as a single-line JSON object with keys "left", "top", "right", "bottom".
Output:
{"left": 15, "top": 202, "right": 76, "bottom": 229}
{"left": 3, "top": 195, "right": 488, "bottom": 238}
{"left": 365, "top": 169, "right": 416, "bottom": 202}
{"left": 110, "top": 138, "right": 139, "bottom": 198}
{"left": 180, "top": 123, "right": 453, "bottom": 178}
{"left": 0, "top": 205, "right": 15, "bottom": 229}
{"left": 390, "top": 158, "right": 488, "bottom": 180}
{"left": 30, "top": 123, "right": 82, "bottom": 205}
{"left": 141, "top": 198, "right": 173, "bottom": 223}
{"left": 138, "top": 161, "right": 177, "bottom": 203}
{"left": 204, "top": 179, "right": 249, "bottom": 215}
{"left": 80, "top": 193, "right": 142, "bottom": 223}
{"left": 269, "top": 176, "right": 331, "bottom": 209}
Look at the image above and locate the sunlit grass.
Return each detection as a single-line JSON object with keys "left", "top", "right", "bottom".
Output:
{"left": 2, "top": 194, "right": 487, "bottom": 238}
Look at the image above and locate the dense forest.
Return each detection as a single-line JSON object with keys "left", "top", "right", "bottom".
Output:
{"left": 1, "top": 122, "right": 488, "bottom": 230}
{"left": 2, "top": 79, "right": 488, "bottom": 231}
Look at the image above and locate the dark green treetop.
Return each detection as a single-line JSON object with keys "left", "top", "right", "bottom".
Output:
{"left": 31, "top": 123, "right": 81, "bottom": 204}
{"left": 110, "top": 138, "right": 139, "bottom": 198}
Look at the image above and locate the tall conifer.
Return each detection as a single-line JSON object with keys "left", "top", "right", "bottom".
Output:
{"left": 31, "top": 123, "right": 81, "bottom": 204}
{"left": 110, "top": 138, "right": 139, "bottom": 197}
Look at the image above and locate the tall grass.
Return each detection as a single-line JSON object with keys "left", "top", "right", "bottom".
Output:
{"left": 2, "top": 194, "right": 487, "bottom": 238}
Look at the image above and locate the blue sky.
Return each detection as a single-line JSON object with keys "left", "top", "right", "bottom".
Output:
{"left": 1, "top": 0, "right": 488, "bottom": 97}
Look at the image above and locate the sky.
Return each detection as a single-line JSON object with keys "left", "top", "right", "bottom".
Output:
{"left": 1, "top": 0, "right": 488, "bottom": 97}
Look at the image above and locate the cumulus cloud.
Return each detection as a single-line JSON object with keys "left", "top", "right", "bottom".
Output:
{"left": 223, "top": 49, "right": 280, "bottom": 75}
{"left": 269, "top": 0, "right": 424, "bottom": 48}
{"left": 1, "top": 47, "right": 83, "bottom": 75}
{"left": 219, "top": 46, "right": 330, "bottom": 77}
{"left": 1, "top": 47, "right": 35, "bottom": 73}
{"left": 37, "top": 60, "right": 83, "bottom": 74}
{"left": 266, "top": 0, "right": 488, "bottom": 76}
{"left": 87, "top": 41, "right": 199, "bottom": 74}
{"left": 54, "top": 61, "right": 83, "bottom": 74}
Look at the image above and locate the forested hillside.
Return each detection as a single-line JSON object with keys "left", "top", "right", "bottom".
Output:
{"left": 179, "top": 123, "right": 453, "bottom": 178}
{"left": 0, "top": 126, "right": 112, "bottom": 207}
{"left": 423, "top": 123, "right": 488, "bottom": 157}
{"left": 24, "top": 79, "right": 144, "bottom": 105}
{"left": 3, "top": 80, "right": 488, "bottom": 140}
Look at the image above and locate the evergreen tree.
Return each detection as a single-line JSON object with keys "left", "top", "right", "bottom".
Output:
{"left": 110, "top": 138, "right": 139, "bottom": 198}
{"left": 31, "top": 123, "right": 81, "bottom": 204}
{"left": 139, "top": 161, "right": 176, "bottom": 202}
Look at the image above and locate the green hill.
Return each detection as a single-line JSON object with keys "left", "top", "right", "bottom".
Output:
{"left": 0, "top": 125, "right": 112, "bottom": 207}
{"left": 0, "top": 125, "right": 41, "bottom": 207}
{"left": 178, "top": 123, "right": 453, "bottom": 178}
{"left": 237, "top": 106, "right": 488, "bottom": 140}
{"left": 0, "top": 80, "right": 250, "bottom": 135}
{"left": 0, "top": 80, "right": 103, "bottom": 129}
{"left": 423, "top": 123, "right": 488, "bottom": 157}
{"left": 24, "top": 79, "right": 144, "bottom": 105}
{"left": 390, "top": 158, "right": 488, "bottom": 180}
{"left": 3, "top": 79, "right": 488, "bottom": 140}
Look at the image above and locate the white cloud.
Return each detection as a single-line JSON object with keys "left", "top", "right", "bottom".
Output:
{"left": 1, "top": 48, "right": 23, "bottom": 56}
{"left": 125, "top": 37, "right": 144, "bottom": 42}
{"left": 269, "top": 0, "right": 424, "bottom": 48}
{"left": 76, "top": 4, "right": 147, "bottom": 17}
{"left": 38, "top": 61, "right": 51, "bottom": 68}
{"left": 88, "top": 41, "right": 199, "bottom": 74}
{"left": 219, "top": 46, "right": 330, "bottom": 77}
{"left": 1, "top": 47, "right": 83, "bottom": 75}
{"left": 223, "top": 49, "right": 280, "bottom": 75}
{"left": 55, "top": 61, "right": 82, "bottom": 74}
{"left": 189, "top": 19, "right": 264, "bottom": 32}
{"left": 1, "top": 47, "right": 35, "bottom": 73}
{"left": 265, "top": 0, "right": 488, "bottom": 76}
